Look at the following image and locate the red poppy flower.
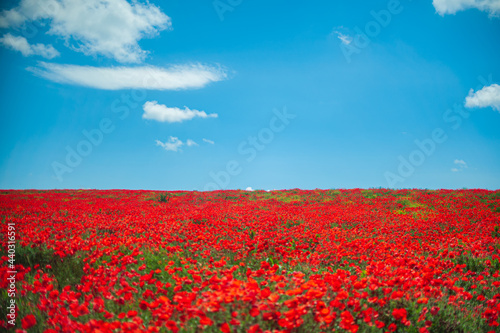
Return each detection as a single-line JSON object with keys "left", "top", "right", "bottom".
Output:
{"left": 21, "top": 314, "right": 36, "bottom": 330}
{"left": 220, "top": 322, "right": 230, "bottom": 333}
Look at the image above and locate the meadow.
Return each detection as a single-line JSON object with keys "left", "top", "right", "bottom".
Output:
{"left": 1, "top": 189, "right": 500, "bottom": 332}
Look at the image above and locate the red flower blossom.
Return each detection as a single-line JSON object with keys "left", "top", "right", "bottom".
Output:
{"left": 392, "top": 308, "right": 408, "bottom": 321}
{"left": 220, "top": 322, "right": 230, "bottom": 333}
{"left": 431, "top": 307, "right": 440, "bottom": 316}
{"left": 21, "top": 314, "right": 36, "bottom": 330}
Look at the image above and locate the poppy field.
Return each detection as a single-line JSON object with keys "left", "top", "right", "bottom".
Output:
{"left": 1, "top": 189, "right": 500, "bottom": 332}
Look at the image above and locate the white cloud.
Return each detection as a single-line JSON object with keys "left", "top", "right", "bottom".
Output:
{"left": 452, "top": 159, "right": 468, "bottom": 172}
{"left": 332, "top": 27, "right": 353, "bottom": 45}
{"left": 28, "top": 62, "right": 227, "bottom": 90}
{"left": 156, "top": 137, "right": 181, "bottom": 152}
{"left": 203, "top": 138, "right": 215, "bottom": 144}
{"left": 465, "top": 84, "right": 500, "bottom": 111}
{"left": 143, "top": 101, "right": 218, "bottom": 123}
{"left": 0, "top": 33, "right": 59, "bottom": 59}
{"left": 0, "top": 0, "right": 171, "bottom": 63}
{"left": 156, "top": 137, "right": 199, "bottom": 152}
{"left": 245, "top": 187, "right": 254, "bottom": 191}
{"left": 186, "top": 139, "right": 198, "bottom": 147}
{"left": 335, "top": 31, "right": 352, "bottom": 45}
{"left": 433, "top": 0, "right": 500, "bottom": 16}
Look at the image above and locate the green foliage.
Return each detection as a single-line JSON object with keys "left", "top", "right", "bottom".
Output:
{"left": 0, "top": 245, "right": 88, "bottom": 331}
{"left": 157, "top": 193, "right": 172, "bottom": 203}
{"left": 284, "top": 219, "right": 304, "bottom": 228}
{"left": 361, "top": 189, "right": 384, "bottom": 199}
{"left": 427, "top": 303, "right": 490, "bottom": 333}
{"left": 13, "top": 245, "right": 85, "bottom": 289}
{"left": 396, "top": 198, "right": 423, "bottom": 209}
{"left": 451, "top": 253, "right": 500, "bottom": 273}
{"left": 493, "top": 225, "right": 500, "bottom": 238}
{"left": 144, "top": 192, "right": 174, "bottom": 203}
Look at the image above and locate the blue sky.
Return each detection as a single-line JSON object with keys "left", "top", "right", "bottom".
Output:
{"left": 0, "top": 0, "right": 499, "bottom": 190}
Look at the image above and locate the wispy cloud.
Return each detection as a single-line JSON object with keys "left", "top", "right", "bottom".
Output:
{"left": 143, "top": 101, "right": 218, "bottom": 123}
{"left": 202, "top": 138, "right": 215, "bottom": 145}
{"left": 186, "top": 139, "right": 198, "bottom": 147}
{"left": 465, "top": 83, "right": 500, "bottom": 111}
{"left": 0, "top": 0, "right": 171, "bottom": 63}
{"left": 433, "top": 0, "right": 500, "bottom": 16}
{"left": 336, "top": 32, "right": 353, "bottom": 45}
{"left": 451, "top": 159, "right": 468, "bottom": 172}
{"left": 156, "top": 137, "right": 183, "bottom": 152}
{"left": 156, "top": 137, "right": 199, "bottom": 152}
{"left": 0, "top": 33, "right": 59, "bottom": 59}
{"left": 332, "top": 27, "right": 353, "bottom": 45}
{"left": 28, "top": 62, "right": 227, "bottom": 90}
